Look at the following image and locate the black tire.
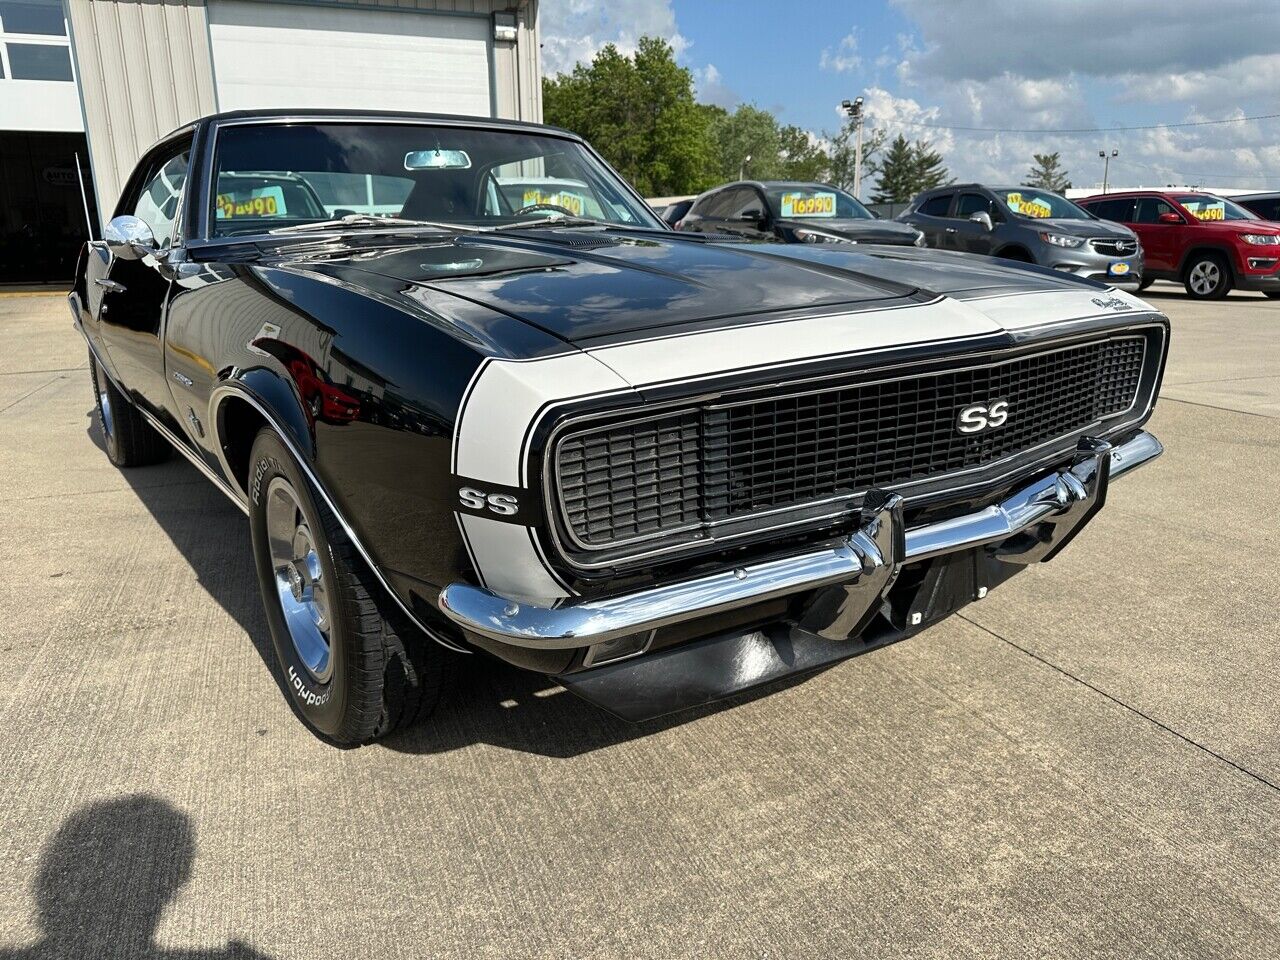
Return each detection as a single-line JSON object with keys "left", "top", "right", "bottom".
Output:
{"left": 247, "top": 427, "right": 444, "bottom": 744}
{"left": 1137, "top": 278, "right": 1154, "bottom": 291}
{"left": 996, "top": 247, "right": 1033, "bottom": 263}
{"left": 1183, "top": 252, "right": 1232, "bottom": 300}
{"left": 89, "top": 350, "right": 170, "bottom": 467}
{"left": 1264, "top": 292, "right": 1280, "bottom": 300}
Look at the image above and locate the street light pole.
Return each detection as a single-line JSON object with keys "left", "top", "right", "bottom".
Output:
{"left": 842, "top": 97, "right": 865, "bottom": 198}
{"left": 1099, "top": 148, "right": 1118, "bottom": 194}
{"left": 740, "top": 154, "right": 751, "bottom": 181}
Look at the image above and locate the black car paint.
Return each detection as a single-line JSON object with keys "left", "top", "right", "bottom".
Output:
{"left": 72, "top": 111, "right": 1159, "bottom": 673}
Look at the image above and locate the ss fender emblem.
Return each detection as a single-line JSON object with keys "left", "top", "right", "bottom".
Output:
{"left": 957, "top": 399, "right": 1009, "bottom": 434}
{"left": 459, "top": 486, "right": 519, "bottom": 517}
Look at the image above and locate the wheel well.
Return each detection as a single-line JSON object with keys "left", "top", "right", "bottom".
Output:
{"left": 1180, "top": 246, "right": 1233, "bottom": 278}
{"left": 216, "top": 396, "right": 268, "bottom": 496}
{"left": 995, "top": 245, "right": 1034, "bottom": 262}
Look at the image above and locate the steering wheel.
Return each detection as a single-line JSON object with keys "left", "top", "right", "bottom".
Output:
{"left": 515, "top": 202, "right": 579, "bottom": 218}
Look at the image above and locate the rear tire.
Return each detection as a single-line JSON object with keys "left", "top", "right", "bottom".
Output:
{"left": 1184, "top": 253, "right": 1232, "bottom": 300}
{"left": 89, "top": 350, "right": 169, "bottom": 467}
{"left": 247, "top": 427, "right": 445, "bottom": 744}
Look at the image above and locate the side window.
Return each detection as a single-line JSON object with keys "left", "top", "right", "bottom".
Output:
{"left": 1087, "top": 198, "right": 1135, "bottom": 222}
{"left": 1133, "top": 197, "right": 1176, "bottom": 224}
{"left": 691, "top": 190, "right": 727, "bottom": 218}
{"left": 726, "top": 188, "right": 765, "bottom": 219}
{"left": 917, "top": 194, "right": 952, "bottom": 217}
{"left": 129, "top": 148, "right": 190, "bottom": 248}
{"left": 954, "top": 193, "right": 992, "bottom": 218}
{"left": 1245, "top": 198, "right": 1280, "bottom": 221}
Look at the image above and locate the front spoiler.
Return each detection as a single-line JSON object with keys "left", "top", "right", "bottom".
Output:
{"left": 438, "top": 431, "right": 1162, "bottom": 653}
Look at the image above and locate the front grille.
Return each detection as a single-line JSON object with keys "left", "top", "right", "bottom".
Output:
{"left": 1090, "top": 238, "right": 1138, "bottom": 256}
{"left": 553, "top": 336, "right": 1148, "bottom": 553}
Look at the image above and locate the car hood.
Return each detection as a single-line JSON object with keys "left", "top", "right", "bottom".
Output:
{"left": 1032, "top": 218, "right": 1137, "bottom": 239}
{"left": 776, "top": 217, "right": 921, "bottom": 244}
{"left": 273, "top": 228, "right": 1123, "bottom": 348}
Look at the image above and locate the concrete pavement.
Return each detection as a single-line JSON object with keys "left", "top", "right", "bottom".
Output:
{"left": 1, "top": 284, "right": 1277, "bottom": 958}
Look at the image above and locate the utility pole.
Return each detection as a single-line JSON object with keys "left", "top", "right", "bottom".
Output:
{"left": 1099, "top": 148, "right": 1118, "bottom": 194}
{"left": 842, "top": 97, "right": 865, "bottom": 198}
{"left": 739, "top": 154, "right": 751, "bottom": 181}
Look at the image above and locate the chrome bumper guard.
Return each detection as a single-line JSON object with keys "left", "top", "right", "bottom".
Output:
{"left": 438, "top": 431, "right": 1162, "bottom": 650}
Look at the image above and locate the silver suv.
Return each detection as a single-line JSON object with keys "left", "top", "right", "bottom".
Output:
{"left": 900, "top": 184, "right": 1143, "bottom": 288}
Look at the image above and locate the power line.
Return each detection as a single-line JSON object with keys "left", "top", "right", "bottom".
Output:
{"left": 874, "top": 111, "right": 1280, "bottom": 135}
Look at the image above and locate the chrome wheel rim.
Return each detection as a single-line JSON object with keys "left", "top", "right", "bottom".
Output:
{"left": 1190, "top": 260, "right": 1219, "bottom": 295}
{"left": 265, "top": 477, "right": 333, "bottom": 684}
{"left": 95, "top": 367, "right": 113, "bottom": 440}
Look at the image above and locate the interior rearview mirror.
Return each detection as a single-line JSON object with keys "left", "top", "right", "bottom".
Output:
{"left": 969, "top": 211, "right": 994, "bottom": 232}
{"left": 740, "top": 207, "right": 766, "bottom": 222}
{"left": 104, "top": 215, "right": 157, "bottom": 261}
{"left": 404, "top": 149, "right": 472, "bottom": 171}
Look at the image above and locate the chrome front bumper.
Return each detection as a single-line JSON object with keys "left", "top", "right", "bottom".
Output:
{"left": 438, "top": 431, "right": 1163, "bottom": 650}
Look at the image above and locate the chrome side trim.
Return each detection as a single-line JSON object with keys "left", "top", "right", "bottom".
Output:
{"left": 137, "top": 408, "right": 250, "bottom": 516}
{"left": 440, "top": 430, "right": 1162, "bottom": 650}
{"left": 209, "top": 384, "right": 471, "bottom": 654}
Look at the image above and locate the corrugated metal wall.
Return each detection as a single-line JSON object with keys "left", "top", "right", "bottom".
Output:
{"left": 65, "top": 0, "right": 218, "bottom": 221}
{"left": 65, "top": 0, "right": 541, "bottom": 224}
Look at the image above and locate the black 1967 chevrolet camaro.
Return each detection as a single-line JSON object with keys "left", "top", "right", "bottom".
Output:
{"left": 70, "top": 110, "right": 1169, "bottom": 745}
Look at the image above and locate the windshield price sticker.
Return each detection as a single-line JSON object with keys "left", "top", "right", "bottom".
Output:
{"left": 1188, "top": 203, "right": 1225, "bottom": 221}
{"left": 217, "top": 185, "right": 287, "bottom": 219}
{"left": 522, "top": 189, "right": 586, "bottom": 216}
{"left": 781, "top": 192, "right": 837, "bottom": 218}
{"left": 1004, "top": 191, "right": 1052, "bottom": 218}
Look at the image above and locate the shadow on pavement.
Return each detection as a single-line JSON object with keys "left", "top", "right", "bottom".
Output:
{"left": 85, "top": 410, "right": 822, "bottom": 758}
{"left": 0, "top": 795, "right": 271, "bottom": 960}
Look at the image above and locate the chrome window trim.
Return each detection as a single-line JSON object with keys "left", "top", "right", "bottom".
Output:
{"left": 543, "top": 326, "right": 1163, "bottom": 569}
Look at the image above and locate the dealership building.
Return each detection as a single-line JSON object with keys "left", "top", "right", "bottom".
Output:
{"left": 0, "top": 0, "right": 542, "bottom": 283}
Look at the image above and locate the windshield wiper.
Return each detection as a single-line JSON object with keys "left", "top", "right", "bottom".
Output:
{"left": 270, "top": 214, "right": 488, "bottom": 235}
{"left": 491, "top": 214, "right": 621, "bottom": 231}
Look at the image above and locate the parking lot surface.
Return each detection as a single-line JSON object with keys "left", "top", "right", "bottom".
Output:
{"left": 1, "top": 284, "right": 1277, "bottom": 959}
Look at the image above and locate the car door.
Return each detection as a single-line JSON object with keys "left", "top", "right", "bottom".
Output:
{"left": 86, "top": 139, "right": 192, "bottom": 420}
{"left": 1131, "top": 196, "right": 1181, "bottom": 273}
{"left": 951, "top": 192, "right": 999, "bottom": 255}
{"left": 909, "top": 192, "right": 955, "bottom": 248}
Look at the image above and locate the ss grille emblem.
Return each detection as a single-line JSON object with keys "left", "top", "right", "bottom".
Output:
{"left": 459, "top": 486, "right": 520, "bottom": 516}
{"left": 957, "top": 399, "right": 1009, "bottom": 434}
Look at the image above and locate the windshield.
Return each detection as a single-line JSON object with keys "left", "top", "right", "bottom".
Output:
{"left": 990, "top": 188, "right": 1092, "bottom": 220}
{"left": 209, "top": 122, "right": 661, "bottom": 237}
{"left": 765, "top": 185, "right": 873, "bottom": 220}
{"left": 1175, "top": 194, "right": 1258, "bottom": 222}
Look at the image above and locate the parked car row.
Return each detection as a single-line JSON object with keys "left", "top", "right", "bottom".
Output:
{"left": 657, "top": 177, "right": 1280, "bottom": 301}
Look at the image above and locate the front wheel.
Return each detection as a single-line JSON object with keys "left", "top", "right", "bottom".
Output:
{"left": 1264, "top": 292, "right": 1280, "bottom": 300}
{"left": 1184, "top": 253, "right": 1232, "bottom": 300}
{"left": 247, "top": 428, "right": 445, "bottom": 744}
{"left": 1137, "top": 277, "right": 1154, "bottom": 291}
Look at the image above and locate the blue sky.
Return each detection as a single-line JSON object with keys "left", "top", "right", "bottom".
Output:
{"left": 540, "top": 0, "right": 1280, "bottom": 193}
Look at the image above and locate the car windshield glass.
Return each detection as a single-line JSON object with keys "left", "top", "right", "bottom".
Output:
{"left": 990, "top": 188, "right": 1091, "bottom": 220}
{"left": 1175, "top": 194, "right": 1257, "bottom": 222}
{"left": 210, "top": 122, "right": 661, "bottom": 237}
{"left": 764, "top": 185, "right": 873, "bottom": 220}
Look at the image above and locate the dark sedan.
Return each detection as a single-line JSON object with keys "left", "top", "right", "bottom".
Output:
{"left": 678, "top": 180, "right": 924, "bottom": 246}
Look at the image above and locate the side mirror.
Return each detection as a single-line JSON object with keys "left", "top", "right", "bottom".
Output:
{"left": 1158, "top": 212, "right": 1183, "bottom": 224}
{"left": 104, "top": 215, "right": 157, "bottom": 261}
{"left": 969, "top": 211, "right": 994, "bottom": 232}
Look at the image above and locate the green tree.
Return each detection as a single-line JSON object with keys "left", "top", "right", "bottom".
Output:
{"left": 869, "top": 134, "right": 952, "bottom": 203}
{"left": 542, "top": 37, "right": 713, "bottom": 196}
{"left": 1023, "top": 151, "right": 1071, "bottom": 192}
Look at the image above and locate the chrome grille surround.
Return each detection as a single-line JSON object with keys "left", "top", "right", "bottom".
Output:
{"left": 1089, "top": 237, "right": 1139, "bottom": 256}
{"left": 547, "top": 327, "right": 1162, "bottom": 568}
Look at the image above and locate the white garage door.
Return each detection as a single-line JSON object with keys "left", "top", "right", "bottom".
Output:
{"left": 208, "top": 1, "right": 492, "bottom": 117}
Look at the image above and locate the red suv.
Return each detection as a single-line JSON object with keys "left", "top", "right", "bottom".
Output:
{"left": 1078, "top": 190, "right": 1280, "bottom": 300}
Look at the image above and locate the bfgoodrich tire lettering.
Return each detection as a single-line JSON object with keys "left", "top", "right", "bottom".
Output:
{"left": 247, "top": 428, "right": 444, "bottom": 744}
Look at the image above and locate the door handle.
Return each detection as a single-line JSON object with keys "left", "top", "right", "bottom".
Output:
{"left": 95, "top": 278, "right": 127, "bottom": 294}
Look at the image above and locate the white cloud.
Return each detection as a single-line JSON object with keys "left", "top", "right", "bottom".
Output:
{"left": 539, "top": 0, "right": 689, "bottom": 75}
{"left": 693, "top": 63, "right": 738, "bottom": 108}
{"left": 819, "top": 30, "right": 861, "bottom": 74}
